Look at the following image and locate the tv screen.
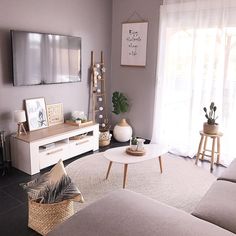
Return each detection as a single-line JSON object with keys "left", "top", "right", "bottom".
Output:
{"left": 11, "top": 30, "right": 81, "bottom": 86}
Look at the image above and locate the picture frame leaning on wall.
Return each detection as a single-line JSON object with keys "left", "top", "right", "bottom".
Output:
{"left": 25, "top": 97, "right": 48, "bottom": 131}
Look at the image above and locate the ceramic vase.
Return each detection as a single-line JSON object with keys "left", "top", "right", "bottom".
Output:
{"left": 113, "top": 118, "right": 132, "bottom": 142}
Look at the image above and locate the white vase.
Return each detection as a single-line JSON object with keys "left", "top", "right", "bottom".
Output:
{"left": 113, "top": 118, "right": 132, "bottom": 142}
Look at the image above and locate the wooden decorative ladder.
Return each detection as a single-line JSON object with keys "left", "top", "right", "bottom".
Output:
{"left": 90, "top": 51, "right": 110, "bottom": 131}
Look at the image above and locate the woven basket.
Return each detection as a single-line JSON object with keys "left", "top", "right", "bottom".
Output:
{"left": 28, "top": 199, "right": 74, "bottom": 235}
{"left": 99, "top": 139, "right": 111, "bottom": 147}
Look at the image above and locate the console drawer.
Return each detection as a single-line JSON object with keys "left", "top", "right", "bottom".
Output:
{"left": 39, "top": 145, "right": 69, "bottom": 169}
{"left": 69, "top": 137, "right": 93, "bottom": 157}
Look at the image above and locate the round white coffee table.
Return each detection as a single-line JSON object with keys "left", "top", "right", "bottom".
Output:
{"left": 103, "top": 144, "right": 167, "bottom": 188}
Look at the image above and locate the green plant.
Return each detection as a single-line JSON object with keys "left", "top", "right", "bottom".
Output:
{"left": 112, "top": 91, "right": 129, "bottom": 115}
{"left": 203, "top": 102, "right": 218, "bottom": 125}
{"left": 72, "top": 117, "right": 87, "bottom": 123}
{"left": 131, "top": 137, "right": 138, "bottom": 145}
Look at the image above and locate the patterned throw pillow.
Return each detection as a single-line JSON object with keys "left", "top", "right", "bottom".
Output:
{"left": 21, "top": 159, "right": 84, "bottom": 204}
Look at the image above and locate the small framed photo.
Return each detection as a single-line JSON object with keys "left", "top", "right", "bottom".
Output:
{"left": 47, "top": 103, "right": 64, "bottom": 126}
{"left": 121, "top": 22, "right": 148, "bottom": 67}
{"left": 25, "top": 98, "right": 48, "bottom": 131}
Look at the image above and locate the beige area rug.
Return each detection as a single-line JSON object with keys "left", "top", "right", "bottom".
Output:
{"left": 66, "top": 152, "right": 216, "bottom": 213}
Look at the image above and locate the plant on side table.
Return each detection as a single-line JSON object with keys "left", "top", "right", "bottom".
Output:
{"left": 130, "top": 137, "right": 138, "bottom": 150}
{"left": 112, "top": 91, "right": 132, "bottom": 142}
{"left": 203, "top": 102, "right": 219, "bottom": 134}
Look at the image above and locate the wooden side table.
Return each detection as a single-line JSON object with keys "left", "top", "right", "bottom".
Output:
{"left": 195, "top": 131, "right": 223, "bottom": 170}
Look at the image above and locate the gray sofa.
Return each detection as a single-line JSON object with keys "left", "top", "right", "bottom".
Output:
{"left": 47, "top": 160, "right": 236, "bottom": 236}
{"left": 192, "top": 158, "right": 236, "bottom": 234}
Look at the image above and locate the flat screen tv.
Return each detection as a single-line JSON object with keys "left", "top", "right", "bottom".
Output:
{"left": 11, "top": 30, "right": 81, "bottom": 86}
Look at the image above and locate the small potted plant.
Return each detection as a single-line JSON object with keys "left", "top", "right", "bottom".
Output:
{"left": 112, "top": 91, "right": 132, "bottom": 142}
{"left": 130, "top": 137, "right": 138, "bottom": 151}
{"left": 203, "top": 102, "right": 219, "bottom": 134}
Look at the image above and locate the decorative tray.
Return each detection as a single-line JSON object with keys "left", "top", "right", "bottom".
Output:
{"left": 126, "top": 147, "right": 146, "bottom": 156}
{"left": 65, "top": 120, "right": 93, "bottom": 127}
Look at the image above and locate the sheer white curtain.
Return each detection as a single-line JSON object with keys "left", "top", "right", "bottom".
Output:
{"left": 152, "top": 0, "right": 236, "bottom": 165}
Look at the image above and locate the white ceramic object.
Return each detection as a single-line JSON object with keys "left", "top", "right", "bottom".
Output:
{"left": 130, "top": 144, "right": 137, "bottom": 151}
{"left": 113, "top": 118, "right": 132, "bottom": 142}
{"left": 137, "top": 138, "right": 145, "bottom": 151}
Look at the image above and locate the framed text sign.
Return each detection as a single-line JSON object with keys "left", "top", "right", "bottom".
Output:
{"left": 121, "top": 22, "right": 148, "bottom": 67}
{"left": 47, "top": 103, "right": 64, "bottom": 126}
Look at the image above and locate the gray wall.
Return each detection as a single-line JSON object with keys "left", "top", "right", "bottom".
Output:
{"left": 111, "top": 0, "right": 162, "bottom": 139}
{"left": 0, "top": 0, "right": 112, "bottom": 133}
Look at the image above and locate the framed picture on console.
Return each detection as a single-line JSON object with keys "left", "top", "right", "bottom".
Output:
{"left": 47, "top": 103, "right": 64, "bottom": 126}
{"left": 25, "top": 97, "right": 48, "bottom": 131}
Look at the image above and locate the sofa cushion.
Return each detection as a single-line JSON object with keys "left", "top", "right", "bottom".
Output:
{"left": 47, "top": 189, "right": 233, "bottom": 236}
{"left": 218, "top": 159, "right": 236, "bottom": 183}
{"left": 192, "top": 180, "right": 236, "bottom": 234}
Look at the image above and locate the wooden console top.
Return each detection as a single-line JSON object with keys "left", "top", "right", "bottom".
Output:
{"left": 15, "top": 123, "right": 95, "bottom": 143}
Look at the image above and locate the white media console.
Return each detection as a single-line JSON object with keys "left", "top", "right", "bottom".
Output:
{"left": 11, "top": 123, "right": 99, "bottom": 175}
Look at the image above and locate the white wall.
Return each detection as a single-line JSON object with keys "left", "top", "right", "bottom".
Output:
{"left": 0, "top": 0, "right": 112, "bottom": 133}
{"left": 111, "top": 0, "right": 162, "bottom": 139}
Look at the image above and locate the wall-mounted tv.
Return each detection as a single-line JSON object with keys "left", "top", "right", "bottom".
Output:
{"left": 11, "top": 30, "right": 81, "bottom": 86}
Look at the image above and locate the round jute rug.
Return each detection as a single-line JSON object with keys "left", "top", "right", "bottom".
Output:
{"left": 66, "top": 152, "right": 216, "bottom": 213}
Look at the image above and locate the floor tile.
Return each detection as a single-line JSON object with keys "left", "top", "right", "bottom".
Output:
{"left": 2, "top": 182, "right": 28, "bottom": 203}
{"left": 0, "top": 203, "right": 40, "bottom": 236}
{"left": 0, "top": 167, "right": 31, "bottom": 188}
{"left": 0, "top": 190, "right": 22, "bottom": 215}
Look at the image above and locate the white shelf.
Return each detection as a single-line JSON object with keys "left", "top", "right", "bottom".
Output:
{"left": 39, "top": 139, "right": 68, "bottom": 153}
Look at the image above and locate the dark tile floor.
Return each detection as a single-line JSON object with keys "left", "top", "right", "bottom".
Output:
{"left": 0, "top": 140, "right": 226, "bottom": 236}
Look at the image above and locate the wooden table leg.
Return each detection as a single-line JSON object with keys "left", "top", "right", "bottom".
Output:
{"left": 202, "top": 136, "right": 208, "bottom": 160}
{"left": 195, "top": 134, "right": 204, "bottom": 165}
{"left": 217, "top": 137, "right": 220, "bottom": 164}
{"left": 158, "top": 156, "right": 163, "bottom": 173}
{"left": 106, "top": 161, "right": 113, "bottom": 179}
{"left": 123, "top": 164, "right": 128, "bottom": 188}
{"left": 211, "top": 138, "right": 216, "bottom": 171}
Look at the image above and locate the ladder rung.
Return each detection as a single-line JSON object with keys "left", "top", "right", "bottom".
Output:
{"left": 199, "top": 153, "right": 219, "bottom": 157}
{"left": 202, "top": 149, "right": 220, "bottom": 154}
{"left": 95, "top": 93, "right": 105, "bottom": 96}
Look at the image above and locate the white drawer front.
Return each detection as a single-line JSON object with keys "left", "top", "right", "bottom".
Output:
{"left": 39, "top": 146, "right": 69, "bottom": 169}
{"left": 69, "top": 137, "right": 94, "bottom": 157}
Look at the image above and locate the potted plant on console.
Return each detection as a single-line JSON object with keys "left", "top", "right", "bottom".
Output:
{"left": 203, "top": 102, "right": 219, "bottom": 134}
{"left": 112, "top": 91, "right": 132, "bottom": 142}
